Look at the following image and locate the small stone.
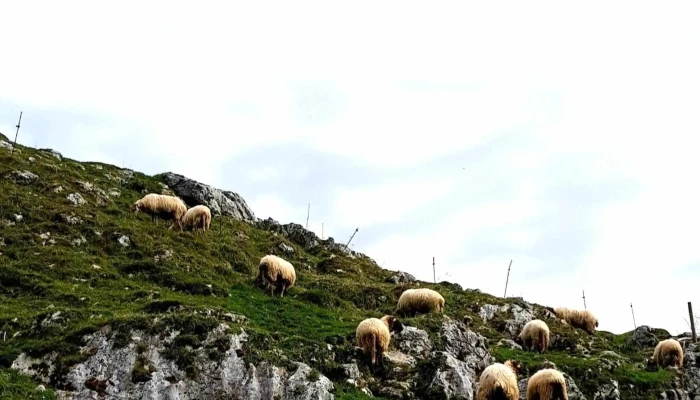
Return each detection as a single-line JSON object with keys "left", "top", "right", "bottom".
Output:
{"left": 13, "top": 214, "right": 23, "bottom": 223}
{"left": 479, "top": 304, "right": 499, "bottom": 322}
{"left": 7, "top": 170, "right": 39, "bottom": 185}
{"left": 75, "top": 180, "right": 94, "bottom": 192}
{"left": 94, "top": 164, "right": 103, "bottom": 170}
{"left": 118, "top": 235, "right": 131, "bottom": 247}
{"left": 28, "top": 157, "right": 36, "bottom": 163}
{"left": 40, "top": 148, "right": 62, "bottom": 161}
{"left": 278, "top": 242, "right": 294, "bottom": 254}
{"left": 385, "top": 271, "right": 416, "bottom": 284}
{"left": 36, "top": 384, "right": 46, "bottom": 392}
{"left": 0, "top": 140, "right": 17, "bottom": 152}
{"left": 67, "top": 193, "right": 86, "bottom": 206}
{"left": 53, "top": 186, "right": 65, "bottom": 193}
{"left": 92, "top": 264, "right": 101, "bottom": 270}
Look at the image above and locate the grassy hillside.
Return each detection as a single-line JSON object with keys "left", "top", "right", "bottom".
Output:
{"left": 0, "top": 134, "right": 679, "bottom": 399}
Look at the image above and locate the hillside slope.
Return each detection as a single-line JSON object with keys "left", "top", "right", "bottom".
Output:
{"left": 1, "top": 134, "right": 698, "bottom": 400}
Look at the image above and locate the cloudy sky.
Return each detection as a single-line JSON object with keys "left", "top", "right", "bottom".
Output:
{"left": 2, "top": 2, "right": 700, "bottom": 335}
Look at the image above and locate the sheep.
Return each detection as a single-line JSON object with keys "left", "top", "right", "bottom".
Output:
{"left": 476, "top": 360, "right": 521, "bottom": 400}
{"left": 554, "top": 307, "right": 598, "bottom": 334}
{"left": 518, "top": 319, "right": 550, "bottom": 353}
{"left": 653, "top": 338, "right": 684, "bottom": 368}
{"left": 355, "top": 315, "right": 404, "bottom": 370}
{"left": 254, "top": 254, "right": 296, "bottom": 297}
{"left": 172, "top": 205, "right": 211, "bottom": 234}
{"left": 131, "top": 193, "right": 187, "bottom": 228}
{"left": 396, "top": 288, "right": 445, "bottom": 317}
{"left": 526, "top": 368, "right": 568, "bottom": 400}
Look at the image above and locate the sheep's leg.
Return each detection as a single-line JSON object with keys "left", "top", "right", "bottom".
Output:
{"left": 280, "top": 284, "right": 286, "bottom": 298}
{"left": 270, "top": 285, "right": 275, "bottom": 297}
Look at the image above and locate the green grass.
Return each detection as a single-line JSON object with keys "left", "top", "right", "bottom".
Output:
{"left": 0, "top": 369, "right": 55, "bottom": 400}
{"left": 0, "top": 134, "right": 684, "bottom": 398}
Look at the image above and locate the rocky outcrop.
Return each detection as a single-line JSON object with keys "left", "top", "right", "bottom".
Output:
{"left": 7, "top": 170, "right": 39, "bottom": 184}
{"left": 255, "top": 218, "right": 368, "bottom": 260}
{"left": 385, "top": 271, "right": 416, "bottom": 285}
{"left": 161, "top": 172, "right": 255, "bottom": 221}
{"left": 629, "top": 325, "right": 658, "bottom": 348}
{"left": 12, "top": 323, "right": 334, "bottom": 400}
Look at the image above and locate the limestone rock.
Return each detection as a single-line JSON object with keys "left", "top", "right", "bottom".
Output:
{"left": 7, "top": 170, "right": 39, "bottom": 184}
{"left": 479, "top": 304, "right": 499, "bottom": 322}
{"left": 67, "top": 193, "right": 86, "bottom": 206}
{"left": 428, "top": 352, "right": 475, "bottom": 400}
{"left": 13, "top": 324, "right": 335, "bottom": 400}
{"left": 594, "top": 380, "right": 620, "bottom": 400}
{"left": 385, "top": 271, "right": 416, "bottom": 285}
{"left": 393, "top": 326, "right": 432, "bottom": 357}
{"left": 161, "top": 172, "right": 255, "bottom": 221}
{"left": 440, "top": 318, "right": 493, "bottom": 372}
{"left": 629, "top": 325, "right": 658, "bottom": 348}
{"left": 39, "top": 148, "right": 63, "bottom": 161}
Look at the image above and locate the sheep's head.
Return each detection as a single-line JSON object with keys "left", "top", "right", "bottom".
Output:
{"left": 504, "top": 359, "right": 522, "bottom": 377}
{"left": 382, "top": 315, "right": 404, "bottom": 334}
{"left": 131, "top": 201, "right": 141, "bottom": 213}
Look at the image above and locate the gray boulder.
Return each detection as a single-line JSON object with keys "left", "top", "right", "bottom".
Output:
{"left": 7, "top": 170, "right": 38, "bottom": 185}
{"left": 161, "top": 172, "right": 255, "bottom": 221}
{"left": 393, "top": 326, "right": 432, "bottom": 357}
{"left": 594, "top": 380, "right": 620, "bottom": 400}
{"left": 629, "top": 325, "right": 658, "bottom": 348}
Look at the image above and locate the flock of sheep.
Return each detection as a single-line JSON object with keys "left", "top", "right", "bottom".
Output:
{"left": 131, "top": 193, "right": 211, "bottom": 233}
{"left": 129, "top": 193, "right": 686, "bottom": 400}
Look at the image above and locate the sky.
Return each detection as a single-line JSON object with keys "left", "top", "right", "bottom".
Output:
{"left": 1, "top": 1, "right": 700, "bottom": 335}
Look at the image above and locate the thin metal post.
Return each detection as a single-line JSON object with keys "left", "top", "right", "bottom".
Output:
{"left": 433, "top": 257, "right": 436, "bottom": 283}
{"left": 345, "top": 228, "right": 358, "bottom": 248}
{"left": 321, "top": 223, "right": 324, "bottom": 240}
{"left": 503, "top": 260, "right": 512, "bottom": 298}
{"left": 11, "top": 111, "right": 22, "bottom": 155}
{"left": 631, "top": 303, "right": 637, "bottom": 329}
{"left": 582, "top": 290, "right": 587, "bottom": 309}
{"left": 689, "top": 302, "right": 697, "bottom": 343}
{"left": 306, "top": 203, "right": 310, "bottom": 229}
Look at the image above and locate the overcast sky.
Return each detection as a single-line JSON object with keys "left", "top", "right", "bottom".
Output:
{"left": 2, "top": 2, "right": 700, "bottom": 335}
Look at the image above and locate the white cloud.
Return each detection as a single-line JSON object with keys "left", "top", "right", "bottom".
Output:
{"left": 1, "top": 1, "right": 700, "bottom": 335}
{"left": 331, "top": 176, "right": 456, "bottom": 228}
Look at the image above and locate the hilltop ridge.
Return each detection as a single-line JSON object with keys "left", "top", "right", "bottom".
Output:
{"left": 1, "top": 133, "right": 699, "bottom": 400}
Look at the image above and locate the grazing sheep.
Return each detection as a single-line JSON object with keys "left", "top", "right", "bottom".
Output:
{"left": 396, "top": 288, "right": 445, "bottom": 317}
{"left": 131, "top": 193, "right": 187, "bottom": 228}
{"left": 255, "top": 254, "right": 296, "bottom": 297}
{"left": 476, "top": 360, "right": 521, "bottom": 400}
{"left": 355, "top": 315, "right": 404, "bottom": 370}
{"left": 653, "top": 338, "right": 684, "bottom": 368}
{"left": 519, "top": 319, "right": 550, "bottom": 353}
{"left": 554, "top": 307, "right": 598, "bottom": 334}
{"left": 526, "top": 368, "right": 568, "bottom": 400}
{"left": 173, "top": 205, "right": 211, "bottom": 234}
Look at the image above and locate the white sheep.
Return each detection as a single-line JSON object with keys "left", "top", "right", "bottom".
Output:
{"left": 355, "top": 315, "right": 404, "bottom": 370}
{"left": 519, "top": 319, "right": 550, "bottom": 353}
{"left": 476, "top": 360, "right": 521, "bottom": 400}
{"left": 173, "top": 205, "right": 211, "bottom": 234}
{"left": 526, "top": 368, "right": 568, "bottom": 400}
{"left": 131, "top": 193, "right": 187, "bottom": 228}
{"left": 255, "top": 254, "right": 296, "bottom": 297}
{"left": 396, "top": 288, "right": 445, "bottom": 317}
